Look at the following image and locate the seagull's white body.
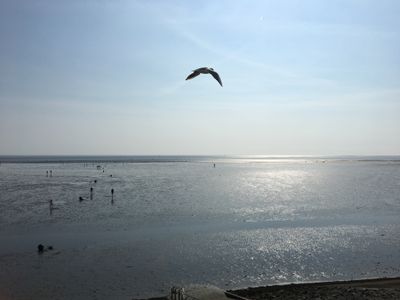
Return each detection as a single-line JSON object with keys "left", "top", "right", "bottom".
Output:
{"left": 186, "top": 67, "right": 223, "bottom": 87}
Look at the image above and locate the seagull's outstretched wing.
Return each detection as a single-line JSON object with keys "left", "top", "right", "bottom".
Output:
{"left": 186, "top": 71, "right": 200, "bottom": 80}
{"left": 210, "top": 70, "right": 223, "bottom": 87}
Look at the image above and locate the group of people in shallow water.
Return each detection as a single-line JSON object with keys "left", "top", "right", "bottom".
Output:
{"left": 47, "top": 162, "right": 216, "bottom": 215}
{"left": 78, "top": 182, "right": 115, "bottom": 204}
{"left": 47, "top": 166, "right": 116, "bottom": 215}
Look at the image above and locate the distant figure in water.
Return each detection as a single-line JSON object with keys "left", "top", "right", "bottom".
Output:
{"left": 111, "top": 188, "right": 114, "bottom": 204}
{"left": 90, "top": 187, "right": 93, "bottom": 200}
{"left": 49, "top": 199, "right": 54, "bottom": 215}
{"left": 109, "top": 174, "right": 113, "bottom": 177}
{"left": 50, "top": 170, "right": 53, "bottom": 177}
{"left": 37, "top": 244, "right": 53, "bottom": 254}
{"left": 46, "top": 170, "right": 48, "bottom": 177}
{"left": 79, "top": 196, "right": 85, "bottom": 202}
{"left": 94, "top": 180, "right": 97, "bottom": 183}
{"left": 213, "top": 163, "right": 216, "bottom": 168}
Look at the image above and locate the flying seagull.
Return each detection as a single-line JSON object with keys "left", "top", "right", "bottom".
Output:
{"left": 186, "top": 67, "right": 223, "bottom": 87}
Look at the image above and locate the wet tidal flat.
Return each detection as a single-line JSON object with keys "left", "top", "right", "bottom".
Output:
{"left": 0, "top": 157, "right": 399, "bottom": 298}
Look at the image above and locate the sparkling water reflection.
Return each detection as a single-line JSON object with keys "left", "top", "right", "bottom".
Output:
{"left": 0, "top": 157, "right": 399, "bottom": 298}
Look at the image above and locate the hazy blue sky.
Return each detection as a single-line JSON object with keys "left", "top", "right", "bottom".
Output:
{"left": 1, "top": 0, "right": 399, "bottom": 155}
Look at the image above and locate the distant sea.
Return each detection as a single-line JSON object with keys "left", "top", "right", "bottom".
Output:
{"left": 1, "top": 154, "right": 400, "bottom": 163}
{"left": 0, "top": 155, "right": 399, "bottom": 299}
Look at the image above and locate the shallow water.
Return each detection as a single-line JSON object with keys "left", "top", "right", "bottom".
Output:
{"left": 0, "top": 157, "right": 399, "bottom": 299}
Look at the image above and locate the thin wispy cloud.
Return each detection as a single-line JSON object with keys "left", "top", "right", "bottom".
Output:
{"left": 1, "top": 0, "right": 399, "bottom": 155}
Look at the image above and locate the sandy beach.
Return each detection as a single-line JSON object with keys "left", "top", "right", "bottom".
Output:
{"left": 230, "top": 277, "right": 400, "bottom": 300}
{"left": 143, "top": 277, "right": 400, "bottom": 300}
